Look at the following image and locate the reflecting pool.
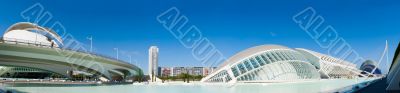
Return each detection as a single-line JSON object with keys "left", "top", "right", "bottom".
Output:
{"left": 6, "top": 78, "right": 377, "bottom": 93}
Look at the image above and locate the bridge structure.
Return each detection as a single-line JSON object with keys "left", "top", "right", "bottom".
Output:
{"left": 0, "top": 22, "right": 143, "bottom": 81}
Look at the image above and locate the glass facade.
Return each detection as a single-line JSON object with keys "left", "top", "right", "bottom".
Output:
{"left": 244, "top": 60, "right": 253, "bottom": 71}
{"left": 207, "top": 70, "right": 232, "bottom": 82}
{"left": 203, "top": 45, "right": 360, "bottom": 83}
{"left": 238, "top": 63, "right": 247, "bottom": 74}
{"left": 231, "top": 66, "right": 240, "bottom": 77}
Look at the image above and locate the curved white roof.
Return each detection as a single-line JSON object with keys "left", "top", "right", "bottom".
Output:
{"left": 4, "top": 22, "right": 63, "bottom": 45}
{"left": 218, "top": 44, "right": 290, "bottom": 68}
{"left": 4, "top": 30, "right": 51, "bottom": 44}
{"left": 295, "top": 48, "right": 357, "bottom": 67}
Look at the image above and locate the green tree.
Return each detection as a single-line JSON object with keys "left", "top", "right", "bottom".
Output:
{"left": 195, "top": 75, "right": 203, "bottom": 81}
{"left": 160, "top": 76, "right": 169, "bottom": 83}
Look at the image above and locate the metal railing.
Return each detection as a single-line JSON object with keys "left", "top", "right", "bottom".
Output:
{"left": 0, "top": 37, "right": 132, "bottom": 65}
{"left": 1, "top": 37, "right": 53, "bottom": 48}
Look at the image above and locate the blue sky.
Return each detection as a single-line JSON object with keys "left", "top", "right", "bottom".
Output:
{"left": 0, "top": 0, "right": 399, "bottom": 74}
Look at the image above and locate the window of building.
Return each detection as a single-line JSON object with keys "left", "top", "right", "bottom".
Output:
{"left": 284, "top": 51, "right": 295, "bottom": 60}
{"left": 238, "top": 63, "right": 247, "bottom": 74}
{"left": 275, "top": 51, "right": 285, "bottom": 61}
{"left": 276, "top": 51, "right": 287, "bottom": 60}
{"left": 261, "top": 55, "right": 271, "bottom": 64}
{"left": 244, "top": 61, "right": 253, "bottom": 71}
{"left": 280, "top": 51, "right": 291, "bottom": 60}
{"left": 231, "top": 66, "right": 240, "bottom": 77}
{"left": 250, "top": 58, "right": 260, "bottom": 69}
{"left": 255, "top": 56, "right": 266, "bottom": 66}
{"left": 266, "top": 52, "right": 276, "bottom": 62}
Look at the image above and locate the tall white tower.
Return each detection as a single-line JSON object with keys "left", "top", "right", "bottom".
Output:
{"left": 148, "top": 46, "right": 159, "bottom": 82}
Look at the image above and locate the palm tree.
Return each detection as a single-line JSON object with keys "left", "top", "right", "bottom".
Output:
{"left": 195, "top": 75, "right": 203, "bottom": 81}
{"left": 178, "top": 73, "right": 190, "bottom": 83}
{"left": 160, "top": 76, "right": 168, "bottom": 83}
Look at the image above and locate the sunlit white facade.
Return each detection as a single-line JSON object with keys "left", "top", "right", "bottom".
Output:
{"left": 3, "top": 22, "right": 63, "bottom": 48}
{"left": 149, "top": 46, "right": 160, "bottom": 82}
{"left": 0, "top": 22, "right": 144, "bottom": 81}
{"left": 201, "top": 45, "right": 362, "bottom": 83}
{"left": 295, "top": 48, "right": 362, "bottom": 79}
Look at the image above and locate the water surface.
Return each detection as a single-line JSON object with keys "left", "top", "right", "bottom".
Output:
{"left": 6, "top": 79, "right": 375, "bottom": 93}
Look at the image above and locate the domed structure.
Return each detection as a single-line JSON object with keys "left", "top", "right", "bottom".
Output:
{"left": 201, "top": 44, "right": 363, "bottom": 83}
{"left": 3, "top": 22, "right": 63, "bottom": 48}
{"left": 0, "top": 22, "right": 143, "bottom": 81}
{"left": 360, "top": 60, "right": 382, "bottom": 75}
{"left": 201, "top": 45, "right": 322, "bottom": 83}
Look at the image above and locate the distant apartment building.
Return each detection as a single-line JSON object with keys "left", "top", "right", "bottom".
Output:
{"left": 158, "top": 67, "right": 217, "bottom": 77}
{"left": 158, "top": 67, "right": 171, "bottom": 77}
{"left": 148, "top": 46, "right": 159, "bottom": 82}
{"left": 203, "top": 67, "right": 217, "bottom": 76}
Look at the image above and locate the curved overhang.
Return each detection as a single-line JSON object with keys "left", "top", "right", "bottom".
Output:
{"left": 218, "top": 44, "right": 290, "bottom": 69}
{"left": 294, "top": 48, "right": 322, "bottom": 68}
{"left": 5, "top": 22, "right": 63, "bottom": 45}
{"left": 0, "top": 43, "right": 143, "bottom": 80}
{"left": 294, "top": 48, "right": 325, "bottom": 58}
{"left": 295, "top": 48, "right": 354, "bottom": 66}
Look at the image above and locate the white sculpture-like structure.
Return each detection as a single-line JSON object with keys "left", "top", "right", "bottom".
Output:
{"left": 201, "top": 45, "right": 363, "bottom": 83}
{"left": 2, "top": 22, "right": 63, "bottom": 48}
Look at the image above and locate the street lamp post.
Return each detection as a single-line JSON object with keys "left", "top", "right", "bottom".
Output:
{"left": 135, "top": 60, "right": 138, "bottom": 66}
{"left": 87, "top": 35, "right": 93, "bottom": 52}
{"left": 114, "top": 48, "right": 119, "bottom": 60}
{"left": 128, "top": 55, "right": 132, "bottom": 64}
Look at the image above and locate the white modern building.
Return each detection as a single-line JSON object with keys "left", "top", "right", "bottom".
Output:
{"left": 201, "top": 45, "right": 363, "bottom": 83}
{"left": 3, "top": 22, "right": 63, "bottom": 48}
{"left": 0, "top": 22, "right": 143, "bottom": 81}
{"left": 148, "top": 46, "right": 160, "bottom": 82}
{"left": 295, "top": 48, "right": 361, "bottom": 79}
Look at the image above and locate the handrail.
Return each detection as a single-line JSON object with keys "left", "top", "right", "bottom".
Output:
{"left": 0, "top": 37, "right": 132, "bottom": 65}
{"left": 2, "top": 37, "right": 53, "bottom": 47}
